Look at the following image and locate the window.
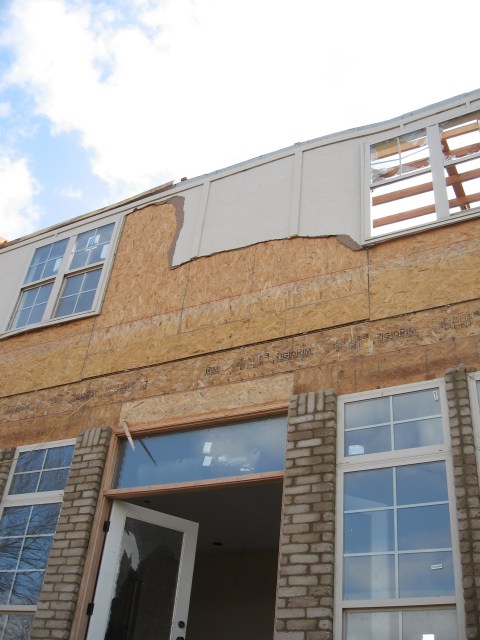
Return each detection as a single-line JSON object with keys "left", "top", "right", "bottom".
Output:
{"left": 0, "top": 441, "right": 74, "bottom": 639}
{"left": 368, "top": 110, "right": 480, "bottom": 238}
{"left": 336, "top": 382, "right": 463, "bottom": 640}
{"left": 8, "top": 221, "right": 116, "bottom": 332}
{"left": 468, "top": 372, "right": 480, "bottom": 490}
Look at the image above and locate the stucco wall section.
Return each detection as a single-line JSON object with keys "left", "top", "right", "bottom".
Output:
{"left": 275, "top": 390, "right": 337, "bottom": 640}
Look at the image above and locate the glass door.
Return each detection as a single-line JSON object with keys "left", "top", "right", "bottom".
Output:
{"left": 87, "top": 502, "right": 198, "bottom": 640}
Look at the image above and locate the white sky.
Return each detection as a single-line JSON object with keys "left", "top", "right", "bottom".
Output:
{"left": 0, "top": 0, "right": 478, "bottom": 240}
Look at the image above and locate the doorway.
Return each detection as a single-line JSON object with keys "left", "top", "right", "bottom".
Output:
{"left": 125, "top": 479, "right": 283, "bottom": 640}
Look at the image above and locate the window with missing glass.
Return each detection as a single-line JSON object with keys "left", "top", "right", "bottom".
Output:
{"left": 0, "top": 441, "right": 74, "bottom": 639}
{"left": 336, "top": 382, "right": 463, "bottom": 640}
{"left": 7, "top": 219, "right": 118, "bottom": 333}
{"left": 368, "top": 109, "right": 480, "bottom": 239}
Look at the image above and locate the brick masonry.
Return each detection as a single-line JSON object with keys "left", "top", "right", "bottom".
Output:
{"left": 30, "top": 427, "right": 112, "bottom": 640}
{"left": 275, "top": 390, "right": 337, "bottom": 640}
{"left": 445, "top": 366, "right": 480, "bottom": 639}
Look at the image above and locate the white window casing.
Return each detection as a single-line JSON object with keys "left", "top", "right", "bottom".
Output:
{"left": 1, "top": 213, "right": 124, "bottom": 337}
{"left": 335, "top": 380, "right": 465, "bottom": 640}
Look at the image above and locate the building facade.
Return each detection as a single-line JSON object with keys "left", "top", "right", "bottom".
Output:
{"left": 0, "top": 91, "right": 480, "bottom": 639}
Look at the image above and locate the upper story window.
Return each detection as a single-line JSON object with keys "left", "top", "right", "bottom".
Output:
{"left": 368, "top": 109, "right": 480, "bottom": 238}
{"left": 3, "top": 217, "right": 120, "bottom": 335}
{"left": 336, "top": 382, "right": 463, "bottom": 640}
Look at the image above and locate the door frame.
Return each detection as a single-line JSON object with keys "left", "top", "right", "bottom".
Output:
{"left": 86, "top": 501, "right": 198, "bottom": 640}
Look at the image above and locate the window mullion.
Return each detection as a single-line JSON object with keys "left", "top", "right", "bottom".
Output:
{"left": 42, "top": 236, "right": 75, "bottom": 321}
{"left": 427, "top": 124, "right": 449, "bottom": 220}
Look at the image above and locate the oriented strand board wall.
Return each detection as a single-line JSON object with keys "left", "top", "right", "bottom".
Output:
{"left": 0, "top": 204, "right": 368, "bottom": 396}
{"left": 1, "top": 208, "right": 480, "bottom": 421}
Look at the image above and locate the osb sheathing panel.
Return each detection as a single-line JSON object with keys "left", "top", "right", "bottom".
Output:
{"left": 368, "top": 217, "right": 480, "bottom": 264}
{"left": 0, "top": 334, "right": 92, "bottom": 397}
{"left": 0, "top": 317, "right": 96, "bottom": 355}
{"left": 2, "top": 300, "right": 480, "bottom": 448}
{"left": 370, "top": 234, "right": 480, "bottom": 320}
{"left": 120, "top": 374, "right": 294, "bottom": 427}
{"left": 95, "top": 204, "right": 190, "bottom": 328}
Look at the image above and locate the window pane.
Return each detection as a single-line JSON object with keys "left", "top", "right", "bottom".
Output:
{"left": 16, "top": 450, "right": 45, "bottom": 473}
{"left": 38, "top": 468, "right": 69, "bottom": 492}
{"left": 402, "top": 608, "right": 457, "bottom": 640}
{"left": 19, "top": 537, "right": 53, "bottom": 570}
{"left": 344, "top": 397, "right": 390, "bottom": 429}
{"left": 344, "top": 510, "right": 394, "bottom": 553}
{"left": 345, "top": 611, "right": 399, "bottom": 640}
{"left": 27, "top": 504, "right": 61, "bottom": 536}
{"left": 44, "top": 446, "right": 74, "bottom": 470}
{"left": 9, "top": 473, "right": 39, "bottom": 495}
{"left": 0, "top": 539, "right": 22, "bottom": 570}
{"left": 11, "top": 284, "right": 53, "bottom": 329}
{"left": 345, "top": 425, "right": 391, "bottom": 456}
{"left": 0, "top": 614, "right": 34, "bottom": 640}
{"left": 74, "top": 290, "right": 96, "bottom": 314}
{"left": 394, "top": 417, "right": 443, "bottom": 450}
{"left": 343, "top": 554, "right": 395, "bottom": 600}
{"left": 10, "top": 571, "right": 44, "bottom": 605}
{"left": 398, "top": 551, "right": 454, "bottom": 597}
{"left": 0, "top": 507, "right": 30, "bottom": 537}
{"left": 54, "top": 269, "right": 101, "bottom": 318}
{"left": 398, "top": 504, "right": 451, "bottom": 551}
{"left": 344, "top": 468, "right": 393, "bottom": 511}
{"left": 393, "top": 388, "right": 441, "bottom": 421}
{"left": 0, "top": 573, "right": 14, "bottom": 605}
{"left": 396, "top": 461, "right": 448, "bottom": 505}
{"left": 69, "top": 223, "right": 114, "bottom": 269}
{"left": 24, "top": 239, "right": 67, "bottom": 284}
{"left": 114, "top": 416, "right": 287, "bottom": 488}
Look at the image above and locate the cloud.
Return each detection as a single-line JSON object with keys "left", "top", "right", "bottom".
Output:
{"left": 0, "top": 154, "right": 40, "bottom": 241}
{"left": 58, "top": 187, "right": 82, "bottom": 200}
{"left": 2, "top": 0, "right": 479, "bottom": 212}
{"left": 0, "top": 102, "right": 12, "bottom": 118}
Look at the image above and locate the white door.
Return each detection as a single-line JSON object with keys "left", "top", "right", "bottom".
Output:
{"left": 87, "top": 501, "right": 198, "bottom": 640}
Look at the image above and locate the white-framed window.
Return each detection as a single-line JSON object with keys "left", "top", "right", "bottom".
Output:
{"left": 3, "top": 216, "right": 121, "bottom": 335}
{"left": 335, "top": 381, "right": 464, "bottom": 640}
{"left": 0, "top": 440, "right": 75, "bottom": 639}
{"left": 367, "top": 109, "right": 480, "bottom": 239}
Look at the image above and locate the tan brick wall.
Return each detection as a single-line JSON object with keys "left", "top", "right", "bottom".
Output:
{"left": 275, "top": 390, "right": 337, "bottom": 640}
{"left": 446, "top": 366, "right": 480, "bottom": 639}
{"left": 30, "top": 427, "right": 112, "bottom": 640}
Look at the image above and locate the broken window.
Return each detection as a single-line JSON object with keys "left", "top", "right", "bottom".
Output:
{"left": 369, "top": 110, "right": 480, "bottom": 237}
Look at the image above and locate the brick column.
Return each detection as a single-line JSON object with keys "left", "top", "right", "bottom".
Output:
{"left": 31, "top": 427, "right": 112, "bottom": 640}
{"left": 445, "top": 366, "right": 480, "bottom": 639}
{"left": 275, "top": 390, "right": 337, "bottom": 640}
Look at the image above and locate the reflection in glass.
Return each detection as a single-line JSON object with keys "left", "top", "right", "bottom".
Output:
{"left": 345, "top": 425, "right": 391, "bottom": 456}
{"left": 396, "top": 461, "right": 448, "bottom": 505}
{"left": 0, "top": 614, "right": 34, "bottom": 640}
{"left": 344, "top": 510, "right": 394, "bottom": 554}
{"left": 9, "top": 446, "right": 73, "bottom": 496}
{"left": 397, "top": 504, "right": 451, "bottom": 551}
{"left": 105, "top": 518, "right": 182, "bottom": 640}
{"left": 345, "top": 609, "right": 457, "bottom": 640}
{"left": 70, "top": 223, "right": 114, "bottom": 270}
{"left": 343, "top": 554, "right": 395, "bottom": 600}
{"left": 394, "top": 417, "right": 443, "bottom": 450}
{"left": 345, "top": 610, "right": 399, "bottom": 640}
{"left": 344, "top": 468, "right": 393, "bottom": 511}
{"left": 344, "top": 397, "right": 390, "bottom": 429}
{"left": 0, "top": 503, "right": 61, "bottom": 607}
{"left": 114, "top": 416, "right": 287, "bottom": 488}
{"left": 392, "top": 389, "right": 440, "bottom": 421}
{"left": 398, "top": 551, "right": 454, "bottom": 597}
